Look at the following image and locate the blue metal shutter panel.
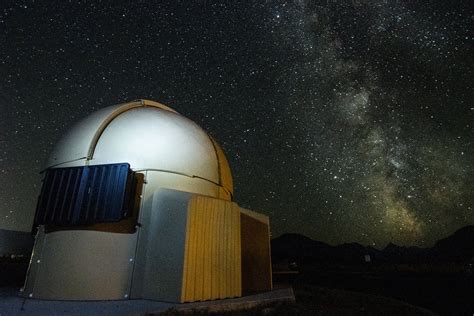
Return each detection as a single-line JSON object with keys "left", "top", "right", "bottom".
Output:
{"left": 34, "top": 163, "right": 133, "bottom": 226}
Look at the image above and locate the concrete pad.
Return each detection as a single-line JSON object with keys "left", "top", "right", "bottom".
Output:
{"left": 0, "top": 287, "right": 294, "bottom": 315}
{"left": 158, "top": 288, "right": 295, "bottom": 314}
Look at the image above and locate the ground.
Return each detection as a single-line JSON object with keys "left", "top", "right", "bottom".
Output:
{"left": 1, "top": 258, "right": 472, "bottom": 315}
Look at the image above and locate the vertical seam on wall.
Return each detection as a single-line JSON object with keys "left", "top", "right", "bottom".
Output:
{"left": 128, "top": 170, "right": 148, "bottom": 298}
{"left": 180, "top": 196, "right": 192, "bottom": 302}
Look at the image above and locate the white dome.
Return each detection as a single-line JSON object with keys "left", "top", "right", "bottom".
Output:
{"left": 47, "top": 99, "right": 233, "bottom": 196}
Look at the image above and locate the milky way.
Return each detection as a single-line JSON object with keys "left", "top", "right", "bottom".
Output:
{"left": 0, "top": 0, "right": 472, "bottom": 248}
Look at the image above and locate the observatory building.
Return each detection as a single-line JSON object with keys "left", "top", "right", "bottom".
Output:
{"left": 23, "top": 100, "right": 272, "bottom": 302}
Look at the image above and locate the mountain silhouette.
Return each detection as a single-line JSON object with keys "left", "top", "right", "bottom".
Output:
{"left": 271, "top": 233, "right": 333, "bottom": 262}
{"left": 272, "top": 226, "right": 474, "bottom": 264}
{"left": 430, "top": 225, "right": 474, "bottom": 262}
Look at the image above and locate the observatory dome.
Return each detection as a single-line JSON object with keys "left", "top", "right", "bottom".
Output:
{"left": 46, "top": 99, "right": 233, "bottom": 197}
{"left": 26, "top": 99, "right": 272, "bottom": 303}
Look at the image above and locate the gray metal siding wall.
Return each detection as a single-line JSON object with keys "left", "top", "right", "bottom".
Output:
{"left": 140, "top": 189, "right": 190, "bottom": 301}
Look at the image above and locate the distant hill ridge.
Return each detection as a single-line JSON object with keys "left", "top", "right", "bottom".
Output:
{"left": 271, "top": 225, "right": 474, "bottom": 264}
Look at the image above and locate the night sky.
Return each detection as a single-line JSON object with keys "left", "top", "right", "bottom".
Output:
{"left": 0, "top": 0, "right": 472, "bottom": 248}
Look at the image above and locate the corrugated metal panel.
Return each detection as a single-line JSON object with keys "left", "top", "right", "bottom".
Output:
{"left": 181, "top": 196, "right": 241, "bottom": 302}
{"left": 34, "top": 163, "right": 134, "bottom": 226}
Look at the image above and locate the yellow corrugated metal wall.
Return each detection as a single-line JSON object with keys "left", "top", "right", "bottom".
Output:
{"left": 181, "top": 195, "right": 241, "bottom": 302}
